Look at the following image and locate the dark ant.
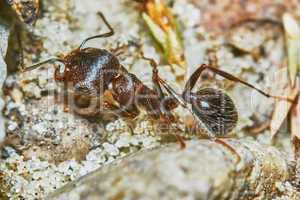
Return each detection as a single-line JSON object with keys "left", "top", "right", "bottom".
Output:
{"left": 23, "top": 12, "right": 292, "bottom": 153}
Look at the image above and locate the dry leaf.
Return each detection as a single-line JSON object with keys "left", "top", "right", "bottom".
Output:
{"left": 270, "top": 14, "right": 300, "bottom": 137}
{"left": 270, "top": 85, "right": 298, "bottom": 137}
{"left": 283, "top": 13, "right": 300, "bottom": 87}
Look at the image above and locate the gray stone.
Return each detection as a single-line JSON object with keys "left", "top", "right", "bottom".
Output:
{"left": 0, "top": 18, "right": 10, "bottom": 142}
{"left": 48, "top": 139, "right": 295, "bottom": 200}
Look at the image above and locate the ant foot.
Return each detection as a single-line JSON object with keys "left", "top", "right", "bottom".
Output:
{"left": 63, "top": 106, "right": 70, "bottom": 112}
{"left": 174, "top": 134, "right": 186, "bottom": 149}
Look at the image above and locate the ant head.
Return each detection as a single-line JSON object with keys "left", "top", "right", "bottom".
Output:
{"left": 61, "top": 48, "right": 120, "bottom": 92}
{"left": 24, "top": 47, "right": 121, "bottom": 96}
{"left": 189, "top": 88, "right": 238, "bottom": 136}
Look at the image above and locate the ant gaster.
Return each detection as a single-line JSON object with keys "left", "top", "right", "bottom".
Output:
{"left": 24, "top": 12, "right": 292, "bottom": 149}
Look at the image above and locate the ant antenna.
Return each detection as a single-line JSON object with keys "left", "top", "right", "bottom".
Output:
{"left": 22, "top": 57, "right": 64, "bottom": 72}
{"left": 23, "top": 12, "right": 114, "bottom": 72}
{"left": 79, "top": 12, "right": 115, "bottom": 49}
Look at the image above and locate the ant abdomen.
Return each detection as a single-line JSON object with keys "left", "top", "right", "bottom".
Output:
{"left": 190, "top": 88, "right": 238, "bottom": 136}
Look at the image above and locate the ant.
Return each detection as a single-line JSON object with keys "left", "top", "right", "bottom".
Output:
{"left": 23, "top": 12, "right": 292, "bottom": 154}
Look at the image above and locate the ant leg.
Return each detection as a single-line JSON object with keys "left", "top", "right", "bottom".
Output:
{"left": 104, "top": 100, "right": 139, "bottom": 119}
{"left": 183, "top": 64, "right": 294, "bottom": 102}
{"left": 142, "top": 55, "right": 181, "bottom": 112}
{"left": 141, "top": 55, "right": 187, "bottom": 148}
{"left": 63, "top": 92, "right": 70, "bottom": 112}
{"left": 140, "top": 56, "right": 192, "bottom": 114}
{"left": 156, "top": 75, "right": 189, "bottom": 109}
{"left": 103, "top": 101, "right": 138, "bottom": 135}
{"left": 145, "top": 58, "right": 189, "bottom": 149}
{"left": 63, "top": 84, "right": 70, "bottom": 112}
{"left": 110, "top": 43, "right": 129, "bottom": 56}
{"left": 214, "top": 138, "right": 241, "bottom": 164}
{"left": 158, "top": 114, "right": 187, "bottom": 149}
{"left": 174, "top": 133, "right": 186, "bottom": 149}
{"left": 141, "top": 55, "right": 166, "bottom": 100}
{"left": 79, "top": 12, "right": 115, "bottom": 49}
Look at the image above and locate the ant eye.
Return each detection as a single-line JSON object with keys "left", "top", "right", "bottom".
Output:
{"left": 200, "top": 101, "right": 210, "bottom": 110}
{"left": 74, "top": 81, "right": 97, "bottom": 96}
{"left": 191, "top": 88, "right": 238, "bottom": 136}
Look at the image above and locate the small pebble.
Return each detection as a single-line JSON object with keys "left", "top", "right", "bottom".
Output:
{"left": 7, "top": 121, "right": 18, "bottom": 131}
{"left": 32, "top": 123, "right": 47, "bottom": 135}
{"left": 102, "top": 142, "right": 120, "bottom": 156}
{"left": 10, "top": 88, "right": 23, "bottom": 103}
{"left": 115, "top": 137, "right": 131, "bottom": 148}
{"left": 22, "top": 82, "right": 42, "bottom": 99}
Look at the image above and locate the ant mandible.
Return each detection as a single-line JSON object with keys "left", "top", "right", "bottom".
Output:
{"left": 23, "top": 12, "right": 292, "bottom": 151}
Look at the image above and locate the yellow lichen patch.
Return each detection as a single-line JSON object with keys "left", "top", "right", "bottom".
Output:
{"left": 141, "top": 0, "right": 186, "bottom": 78}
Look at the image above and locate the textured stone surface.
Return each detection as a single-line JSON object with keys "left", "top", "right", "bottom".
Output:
{"left": 0, "top": 18, "right": 10, "bottom": 142}
{"left": 48, "top": 139, "right": 295, "bottom": 200}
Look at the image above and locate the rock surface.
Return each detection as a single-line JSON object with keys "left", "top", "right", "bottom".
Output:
{"left": 48, "top": 139, "right": 295, "bottom": 200}
{"left": 0, "top": 18, "right": 10, "bottom": 142}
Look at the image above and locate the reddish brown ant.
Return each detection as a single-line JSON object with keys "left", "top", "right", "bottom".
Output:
{"left": 23, "top": 12, "right": 292, "bottom": 152}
